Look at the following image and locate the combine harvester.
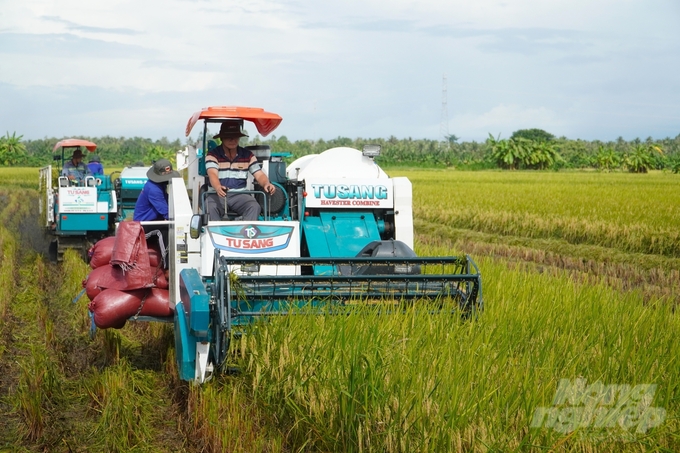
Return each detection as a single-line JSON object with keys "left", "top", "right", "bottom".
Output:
{"left": 40, "top": 139, "right": 119, "bottom": 261}
{"left": 85, "top": 106, "right": 482, "bottom": 383}
{"left": 40, "top": 140, "right": 154, "bottom": 261}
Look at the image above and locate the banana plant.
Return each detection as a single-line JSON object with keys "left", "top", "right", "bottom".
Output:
{"left": 595, "top": 145, "right": 620, "bottom": 172}
{"left": 624, "top": 144, "right": 663, "bottom": 173}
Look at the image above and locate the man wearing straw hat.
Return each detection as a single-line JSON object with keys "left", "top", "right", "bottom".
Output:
{"left": 61, "top": 148, "right": 91, "bottom": 183}
{"left": 133, "top": 158, "right": 180, "bottom": 222}
{"left": 205, "top": 121, "right": 276, "bottom": 221}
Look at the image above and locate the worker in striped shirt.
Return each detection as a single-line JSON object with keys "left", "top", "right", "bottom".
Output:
{"left": 205, "top": 122, "right": 276, "bottom": 220}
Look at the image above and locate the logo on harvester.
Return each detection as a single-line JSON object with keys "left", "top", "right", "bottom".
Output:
{"left": 305, "top": 178, "right": 393, "bottom": 208}
{"left": 242, "top": 225, "right": 259, "bottom": 239}
{"left": 207, "top": 224, "right": 295, "bottom": 254}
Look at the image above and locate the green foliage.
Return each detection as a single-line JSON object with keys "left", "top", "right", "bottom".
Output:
{"left": 624, "top": 144, "right": 663, "bottom": 173}
{"left": 594, "top": 145, "right": 621, "bottom": 171}
{"left": 670, "top": 155, "right": 680, "bottom": 174}
{"left": 510, "top": 128, "right": 555, "bottom": 142}
{"left": 487, "top": 134, "right": 562, "bottom": 170}
{"left": 5, "top": 129, "right": 680, "bottom": 173}
{"left": 0, "top": 132, "right": 28, "bottom": 166}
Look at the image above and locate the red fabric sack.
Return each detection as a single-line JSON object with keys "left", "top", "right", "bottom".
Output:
{"left": 110, "top": 221, "right": 154, "bottom": 288}
{"left": 128, "top": 288, "right": 174, "bottom": 317}
{"left": 89, "top": 289, "right": 141, "bottom": 329}
{"left": 86, "top": 264, "right": 155, "bottom": 292}
{"left": 83, "top": 269, "right": 103, "bottom": 301}
{"left": 151, "top": 267, "right": 169, "bottom": 289}
{"left": 148, "top": 248, "right": 161, "bottom": 268}
{"left": 111, "top": 221, "right": 149, "bottom": 269}
{"left": 88, "top": 236, "right": 116, "bottom": 269}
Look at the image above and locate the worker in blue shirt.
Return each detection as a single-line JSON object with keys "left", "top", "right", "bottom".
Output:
{"left": 87, "top": 155, "right": 104, "bottom": 175}
{"left": 133, "top": 159, "right": 180, "bottom": 221}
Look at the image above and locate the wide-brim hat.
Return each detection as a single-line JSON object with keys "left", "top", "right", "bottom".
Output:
{"left": 89, "top": 154, "right": 100, "bottom": 163}
{"left": 71, "top": 149, "right": 83, "bottom": 159}
{"left": 213, "top": 121, "right": 249, "bottom": 139}
{"left": 147, "top": 158, "right": 180, "bottom": 183}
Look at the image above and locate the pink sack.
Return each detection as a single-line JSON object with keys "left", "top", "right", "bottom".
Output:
{"left": 88, "top": 236, "right": 116, "bottom": 269}
{"left": 128, "top": 288, "right": 174, "bottom": 317}
{"left": 111, "top": 221, "right": 150, "bottom": 270}
{"left": 86, "top": 264, "right": 155, "bottom": 292}
{"left": 89, "top": 289, "right": 141, "bottom": 329}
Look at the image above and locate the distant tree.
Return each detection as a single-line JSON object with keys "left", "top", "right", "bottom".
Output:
{"left": 624, "top": 144, "right": 663, "bottom": 173}
{"left": 487, "top": 134, "right": 562, "bottom": 170}
{"left": 0, "top": 132, "right": 28, "bottom": 166}
{"left": 594, "top": 145, "right": 621, "bottom": 171}
{"left": 510, "top": 128, "right": 555, "bottom": 143}
{"left": 487, "top": 134, "right": 525, "bottom": 169}
{"left": 445, "top": 134, "right": 459, "bottom": 144}
{"left": 145, "top": 144, "right": 175, "bottom": 164}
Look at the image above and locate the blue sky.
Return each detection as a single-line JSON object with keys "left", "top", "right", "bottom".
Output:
{"left": 1, "top": 0, "right": 679, "bottom": 143}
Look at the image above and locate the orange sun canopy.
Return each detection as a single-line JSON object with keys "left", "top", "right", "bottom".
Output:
{"left": 53, "top": 139, "right": 97, "bottom": 152}
{"left": 185, "top": 106, "right": 282, "bottom": 138}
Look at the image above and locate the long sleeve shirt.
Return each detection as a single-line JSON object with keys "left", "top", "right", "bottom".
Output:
{"left": 133, "top": 180, "right": 169, "bottom": 221}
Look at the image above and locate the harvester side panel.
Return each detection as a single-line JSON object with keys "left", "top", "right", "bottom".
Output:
{"left": 392, "top": 177, "right": 414, "bottom": 250}
{"left": 174, "top": 302, "right": 198, "bottom": 382}
{"left": 302, "top": 211, "right": 382, "bottom": 260}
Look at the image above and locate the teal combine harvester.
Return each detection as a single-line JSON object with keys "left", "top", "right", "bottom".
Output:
{"left": 40, "top": 139, "right": 118, "bottom": 261}
{"left": 87, "top": 107, "right": 483, "bottom": 383}
{"left": 40, "top": 139, "right": 152, "bottom": 261}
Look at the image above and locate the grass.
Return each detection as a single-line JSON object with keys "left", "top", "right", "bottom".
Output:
{"left": 392, "top": 170, "right": 680, "bottom": 257}
{"left": 0, "top": 168, "right": 677, "bottom": 452}
{"left": 240, "top": 256, "right": 679, "bottom": 451}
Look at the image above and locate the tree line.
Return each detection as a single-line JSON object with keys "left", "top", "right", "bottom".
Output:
{"left": 2, "top": 129, "right": 680, "bottom": 173}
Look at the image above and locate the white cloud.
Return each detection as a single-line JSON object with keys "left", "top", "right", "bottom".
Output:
{"left": 452, "top": 104, "right": 562, "bottom": 140}
{"left": 0, "top": 0, "right": 679, "bottom": 141}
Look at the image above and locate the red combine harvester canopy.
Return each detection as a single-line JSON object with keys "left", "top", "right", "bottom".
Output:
{"left": 53, "top": 139, "right": 97, "bottom": 152}
{"left": 185, "top": 106, "right": 282, "bottom": 137}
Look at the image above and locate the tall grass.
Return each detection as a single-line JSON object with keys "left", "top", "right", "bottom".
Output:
{"left": 0, "top": 226, "right": 16, "bottom": 323}
{"left": 241, "top": 256, "right": 679, "bottom": 451}
{"left": 186, "top": 378, "right": 284, "bottom": 452}
{"left": 87, "top": 359, "right": 163, "bottom": 452}
{"left": 395, "top": 170, "right": 680, "bottom": 257}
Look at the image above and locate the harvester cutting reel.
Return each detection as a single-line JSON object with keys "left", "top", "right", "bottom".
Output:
{"left": 207, "top": 254, "right": 483, "bottom": 373}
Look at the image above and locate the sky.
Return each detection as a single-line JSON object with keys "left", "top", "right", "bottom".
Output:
{"left": 1, "top": 0, "right": 679, "bottom": 144}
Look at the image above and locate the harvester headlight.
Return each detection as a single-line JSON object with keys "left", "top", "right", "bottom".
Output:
{"left": 362, "top": 144, "right": 381, "bottom": 158}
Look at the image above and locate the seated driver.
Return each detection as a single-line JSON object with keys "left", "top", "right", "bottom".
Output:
{"left": 205, "top": 122, "right": 276, "bottom": 221}
{"left": 61, "top": 149, "right": 92, "bottom": 184}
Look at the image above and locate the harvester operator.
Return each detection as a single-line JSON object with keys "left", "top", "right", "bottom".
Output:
{"left": 205, "top": 122, "right": 276, "bottom": 221}
{"left": 62, "top": 149, "right": 92, "bottom": 184}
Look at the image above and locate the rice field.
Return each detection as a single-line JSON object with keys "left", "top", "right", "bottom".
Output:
{"left": 0, "top": 167, "right": 677, "bottom": 452}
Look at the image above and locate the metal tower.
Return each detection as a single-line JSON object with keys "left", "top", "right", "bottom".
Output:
{"left": 440, "top": 73, "right": 449, "bottom": 143}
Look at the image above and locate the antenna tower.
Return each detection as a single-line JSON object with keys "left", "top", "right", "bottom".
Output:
{"left": 440, "top": 73, "right": 449, "bottom": 143}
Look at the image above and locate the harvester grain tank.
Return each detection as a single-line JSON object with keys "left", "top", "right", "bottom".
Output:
{"left": 114, "top": 163, "right": 153, "bottom": 221}
{"left": 84, "top": 106, "right": 482, "bottom": 383}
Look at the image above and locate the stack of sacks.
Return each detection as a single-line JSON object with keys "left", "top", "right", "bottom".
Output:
{"left": 84, "top": 221, "right": 173, "bottom": 329}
